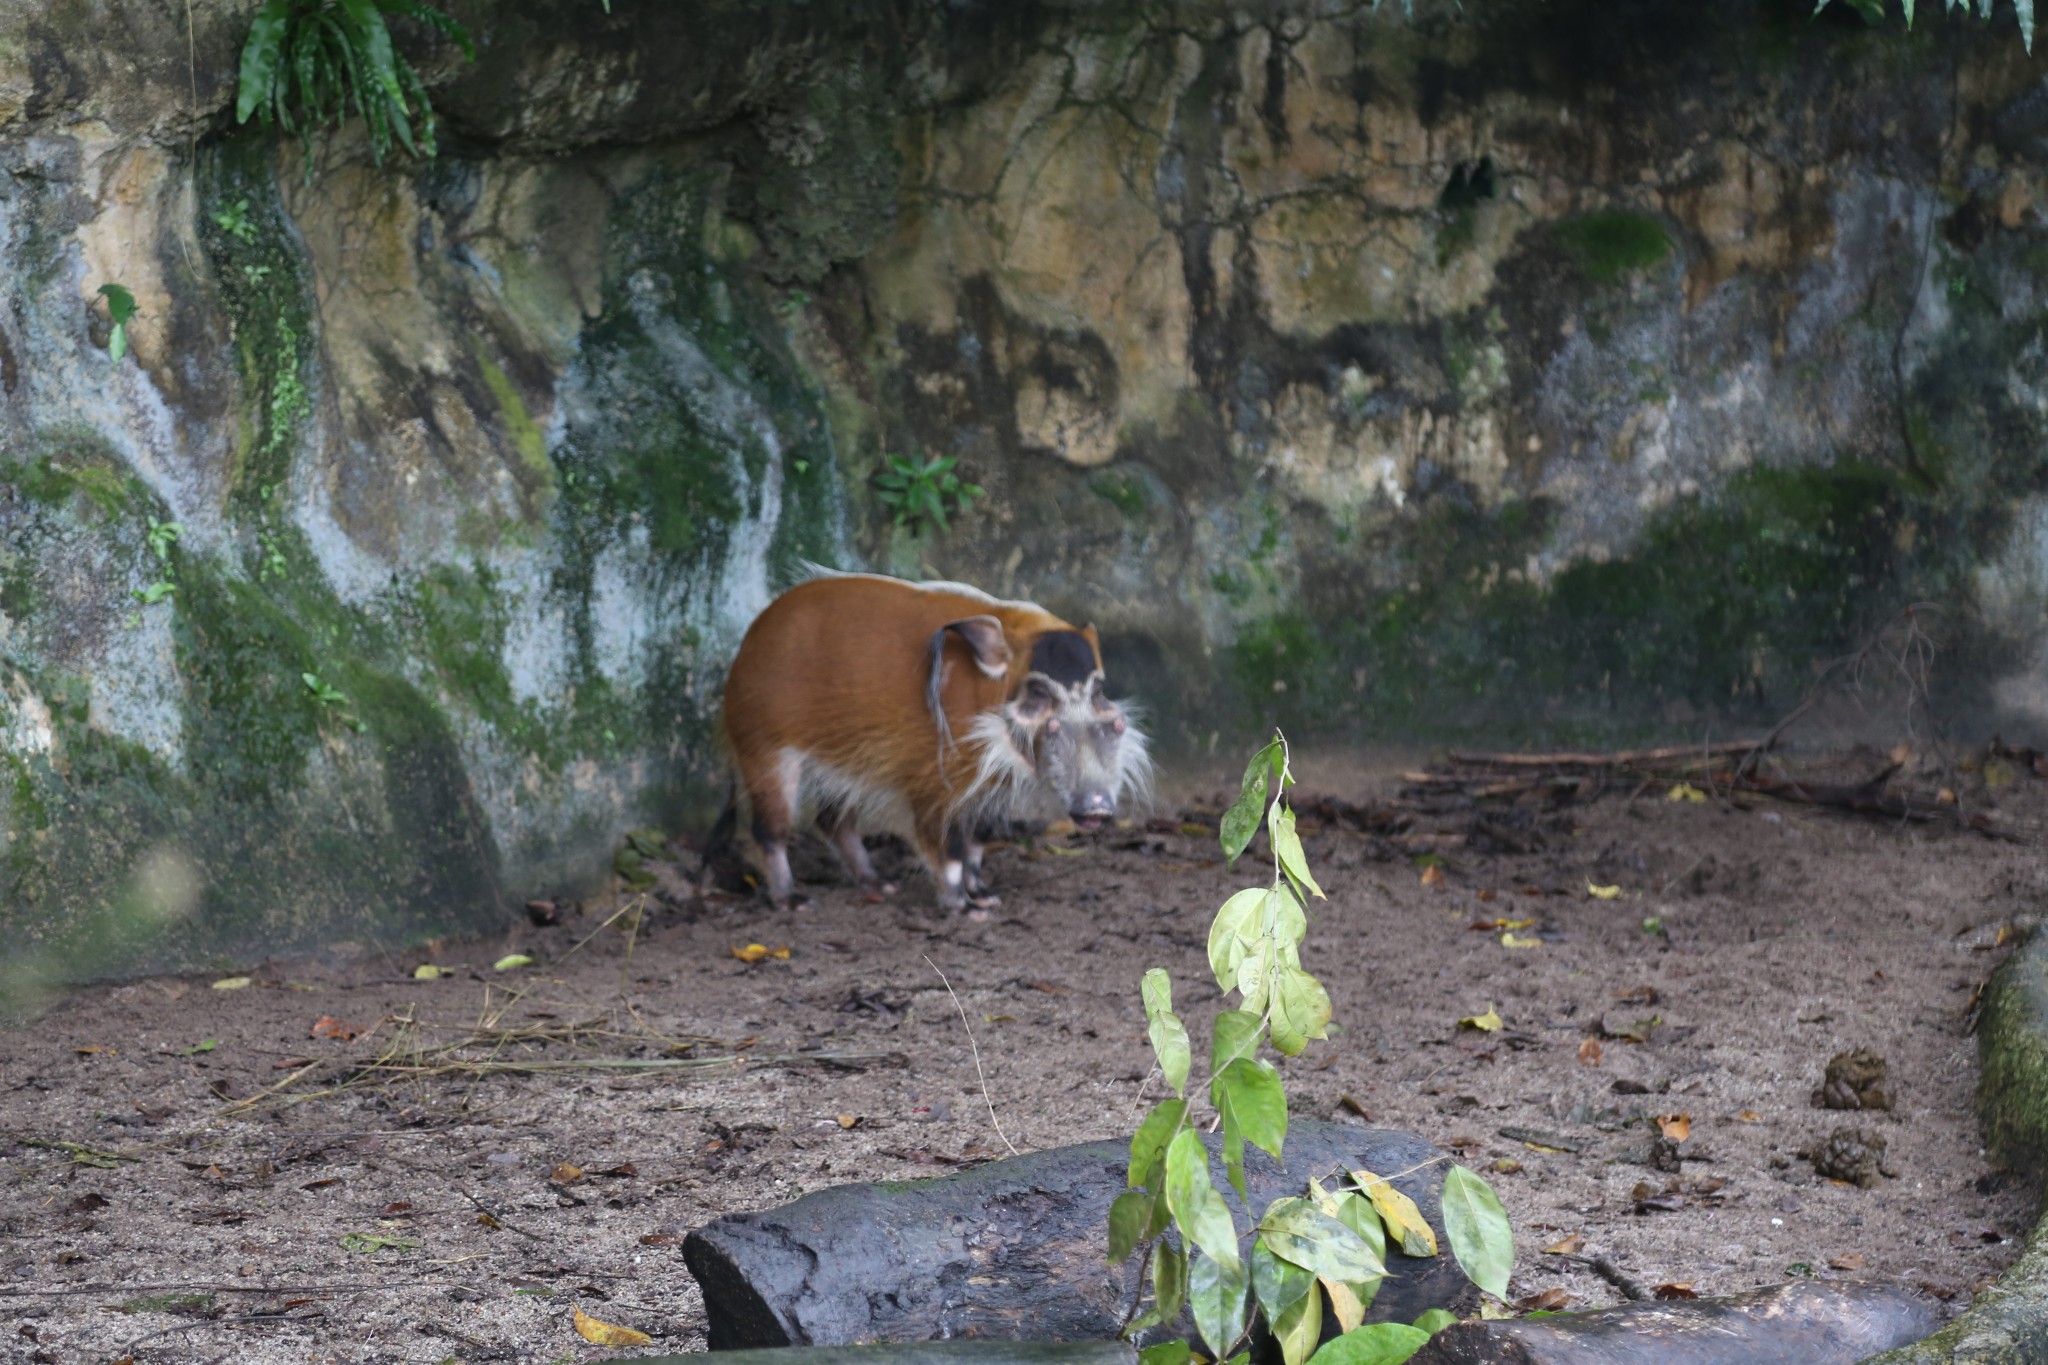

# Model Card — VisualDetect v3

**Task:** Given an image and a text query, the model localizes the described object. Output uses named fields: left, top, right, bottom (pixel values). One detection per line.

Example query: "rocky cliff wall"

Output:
left=1, top=0, right=2044, bottom=981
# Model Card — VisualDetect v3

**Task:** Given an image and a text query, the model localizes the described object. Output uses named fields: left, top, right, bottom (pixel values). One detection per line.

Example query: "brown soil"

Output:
left=1, top=748, right=2041, bottom=1364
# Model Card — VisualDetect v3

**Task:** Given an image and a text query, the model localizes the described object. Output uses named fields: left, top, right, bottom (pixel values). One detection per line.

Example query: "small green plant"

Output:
left=303, top=672, right=367, bottom=732
left=258, top=531, right=290, bottom=581
left=211, top=197, right=258, bottom=243
left=95, top=284, right=138, bottom=365
left=131, top=582, right=176, bottom=607
left=146, top=517, right=182, bottom=565
left=873, top=453, right=983, bottom=536
left=1115, top=736, right=1514, bottom=1365
left=235, top=0, right=475, bottom=174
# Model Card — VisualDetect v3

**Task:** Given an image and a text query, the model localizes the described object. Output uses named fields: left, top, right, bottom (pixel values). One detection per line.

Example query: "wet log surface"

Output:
left=684, top=1122, right=1475, bottom=1349
left=1408, top=1280, right=1938, bottom=1364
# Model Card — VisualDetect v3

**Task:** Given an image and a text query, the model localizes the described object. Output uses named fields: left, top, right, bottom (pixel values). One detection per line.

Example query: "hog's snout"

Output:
left=1071, top=790, right=1115, bottom=830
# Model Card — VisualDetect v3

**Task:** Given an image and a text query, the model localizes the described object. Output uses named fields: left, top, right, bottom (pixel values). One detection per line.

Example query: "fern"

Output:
left=235, top=0, right=475, bottom=172
left=1814, top=0, right=2035, bottom=49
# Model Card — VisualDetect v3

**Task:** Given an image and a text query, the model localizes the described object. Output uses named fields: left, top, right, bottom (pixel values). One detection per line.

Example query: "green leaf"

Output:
left=1128, top=1098, right=1187, bottom=1187
left=1189, top=1249, right=1251, bottom=1360
left=1259, top=1198, right=1386, bottom=1283
left=1211, top=1009, right=1263, bottom=1074
left=1331, top=1191, right=1387, bottom=1269
left=1139, top=1344, right=1191, bottom=1365
left=1211, top=1057, right=1286, bottom=1162
left=1141, top=968, right=1191, bottom=1097
left=1269, top=963, right=1333, bottom=1056
left=1130, top=1240, right=1188, bottom=1333
left=1220, top=740, right=1280, bottom=862
left=1305, top=1323, right=1431, bottom=1365
left=1412, top=1308, right=1458, bottom=1336
left=236, top=0, right=293, bottom=123
left=1269, top=805, right=1326, bottom=900
left=1442, top=1165, right=1513, bottom=1300
left=1207, top=888, right=1267, bottom=994
left=98, top=283, right=138, bottom=327
left=1251, top=1236, right=1316, bottom=1320
left=1109, top=1190, right=1150, bottom=1264
left=1271, top=1271, right=1323, bottom=1365
left=1165, top=1129, right=1240, bottom=1274
left=492, top=953, right=533, bottom=971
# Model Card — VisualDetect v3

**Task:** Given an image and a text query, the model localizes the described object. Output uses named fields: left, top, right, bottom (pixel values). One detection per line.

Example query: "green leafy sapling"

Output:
left=1116, top=734, right=1517, bottom=1365
left=872, top=453, right=984, bottom=536
left=96, top=284, right=138, bottom=365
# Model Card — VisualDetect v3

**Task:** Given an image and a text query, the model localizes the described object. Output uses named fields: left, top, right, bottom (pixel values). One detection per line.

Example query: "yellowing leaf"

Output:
left=1542, top=1232, right=1583, bottom=1255
left=1656, top=1113, right=1692, bottom=1142
left=493, top=954, right=534, bottom=971
left=211, top=977, right=252, bottom=991
left=572, top=1306, right=651, bottom=1348
left=1457, top=1007, right=1502, bottom=1033
left=549, top=1162, right=584, bottom=1185
left=1419, top=864, right=1446, bottom=889
left=732, top=944, right=769, bottom=963
left=1586, top=882, right=1622, bottom=900
left=1500, top=932, right=1542, bottom=950
left=1320, top=1276, right=1367, bottom=1334
left=412, top=964, right=447, bottom=980
left=1666, top=783, right=1708, bottom=804
left=1578, top=1038, right=1603, bottom=1067
left=1352, top=1169, right=1437, bottom=1258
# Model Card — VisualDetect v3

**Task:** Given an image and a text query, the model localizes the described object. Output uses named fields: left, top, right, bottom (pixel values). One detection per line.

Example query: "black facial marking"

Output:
left=1029, top=630, right=1097, bottom=686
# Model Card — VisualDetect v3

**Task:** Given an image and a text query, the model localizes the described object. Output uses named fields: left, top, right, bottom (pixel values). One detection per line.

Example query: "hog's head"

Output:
left=990, top=628, right=1150, bottom=830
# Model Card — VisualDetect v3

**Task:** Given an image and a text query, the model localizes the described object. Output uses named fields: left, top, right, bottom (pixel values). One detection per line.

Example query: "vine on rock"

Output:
left=1115, top=734, right=1515, bottom=1365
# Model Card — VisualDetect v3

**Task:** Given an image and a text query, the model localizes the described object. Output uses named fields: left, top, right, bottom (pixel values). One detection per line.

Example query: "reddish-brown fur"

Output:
left=721, top=574, right=1101, bottom=904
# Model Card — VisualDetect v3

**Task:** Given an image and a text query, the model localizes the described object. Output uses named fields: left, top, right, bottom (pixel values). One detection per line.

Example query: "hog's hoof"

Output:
left=966, top=893, right=1002, bottom=911
left=859, top=881, right=901, bottom=904
left=774, top=892, right=814, bottom=911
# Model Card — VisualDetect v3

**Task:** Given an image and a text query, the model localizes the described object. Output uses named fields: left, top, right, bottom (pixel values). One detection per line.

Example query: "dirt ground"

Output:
left=1, top=746, right=2042, bottom=1365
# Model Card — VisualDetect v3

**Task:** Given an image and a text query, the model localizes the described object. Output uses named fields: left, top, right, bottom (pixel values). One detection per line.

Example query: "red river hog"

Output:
left=720, top=573, right=1150, bottom=912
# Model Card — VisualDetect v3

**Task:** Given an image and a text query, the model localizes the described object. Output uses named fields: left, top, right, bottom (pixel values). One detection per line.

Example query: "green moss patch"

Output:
left=1556, top=210, right=1672, bottom=282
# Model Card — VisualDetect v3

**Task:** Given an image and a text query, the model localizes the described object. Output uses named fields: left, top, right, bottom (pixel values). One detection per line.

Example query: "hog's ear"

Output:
left=939, top=616, right=1011, bottom=679
left=1006, top=675, right=1061, bottom=726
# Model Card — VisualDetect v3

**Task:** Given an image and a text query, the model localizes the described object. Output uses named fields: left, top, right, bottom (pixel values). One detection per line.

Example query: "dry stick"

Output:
left=1448, top=740, right=1761, bottom=770
left=457, top=1188, right=549, bottom=1244
left=925, top=954, right=1020, bottom=1157
left=121, top=1311, right=311, bottom=1354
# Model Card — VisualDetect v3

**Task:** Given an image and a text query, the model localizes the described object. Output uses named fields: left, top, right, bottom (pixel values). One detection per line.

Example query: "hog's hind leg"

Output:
left=820, top=801, right=898, bottom=898
left=739, top=747, right=806, bottom=908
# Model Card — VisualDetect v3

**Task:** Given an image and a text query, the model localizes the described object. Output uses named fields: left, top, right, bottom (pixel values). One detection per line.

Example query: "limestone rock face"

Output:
left=2, top=0, right=2047, bottom=978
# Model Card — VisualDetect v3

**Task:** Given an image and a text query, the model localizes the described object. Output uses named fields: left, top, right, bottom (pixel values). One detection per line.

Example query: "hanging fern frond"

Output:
left=1814, top=0, right=2035, bottom=50
left=235, top=0, right=475, bottom=173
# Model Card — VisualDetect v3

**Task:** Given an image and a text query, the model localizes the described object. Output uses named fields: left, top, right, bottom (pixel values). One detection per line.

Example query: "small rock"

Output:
left=1813, top=1048, right=1892, bottom=1111
left=1812, top=1127, right=1893, bottom=1187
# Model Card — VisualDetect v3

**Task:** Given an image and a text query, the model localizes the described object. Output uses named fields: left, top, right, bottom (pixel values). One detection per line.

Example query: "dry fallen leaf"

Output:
left=572, top=1305, right=651, bottom=1348
left=1458, top=1007, right=1503, bottom=1033
left=412, top=964, right=448, bottom=980
left=1420, top=864, right=1446, bottom=889
left=549, top=1162, right=585, bottom=1185
left=1477, top=888, right=1497, bottom=902
left=1829, top=1253, right=1867, bottom=1271
left=1653, top=1283, right=1699, bottom=1300
left=1656, top=1114, right=1692, bottom=1142
left=835, top=1113, right=862, bottom=1130
left=1516, top=1288, right=1569, bottom=1312
left=1735, top=1110, right=1764, bottom=1123
left=1542, top=1232, right=1584, bottom=1256
left=309, top=1015, right=359, bottom=1042
left=731, top=943, right=792, bottom=963
left=74, top=1045, right=112, bottom=1056
left=1322, top=1276, right=1368, bottom=1334
left=1577, top=1038, right=1603, bottom=1067
left=1500, top=932, right=1543, bottom=950
left=1491, top=1158, right=1523, bottom=1174
left=1586, top=882, right=1622, bottom=900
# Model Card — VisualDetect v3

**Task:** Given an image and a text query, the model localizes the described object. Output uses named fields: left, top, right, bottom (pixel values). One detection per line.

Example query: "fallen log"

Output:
left=684, top=1122, right=1475, bottom=1349
left=616, top=1344, right=1136, bottom=1365
left=1407, top=1280, right=1937, bottom=1364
